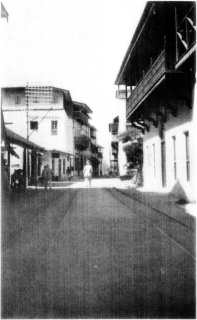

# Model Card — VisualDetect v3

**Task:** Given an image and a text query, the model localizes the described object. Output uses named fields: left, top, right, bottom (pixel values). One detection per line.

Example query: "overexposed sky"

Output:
left=1, top=0, right=145, bottom=163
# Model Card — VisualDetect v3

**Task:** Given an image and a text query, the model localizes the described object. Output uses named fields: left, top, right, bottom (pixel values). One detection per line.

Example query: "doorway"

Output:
left=58, top=159, right=61, bottom=180
left=161, top=141, right=166, bottom=187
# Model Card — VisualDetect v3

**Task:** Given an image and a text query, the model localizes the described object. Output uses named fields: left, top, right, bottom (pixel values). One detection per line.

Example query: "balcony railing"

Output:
left=74, top=135, right=90, bottom=150
left=90, top=134, right=96, bottom=140
left=176, top=4, right=196, bottom=68
left=127, top=50, right=166, bottom=117
left=73, top=111, right=89, bottom=126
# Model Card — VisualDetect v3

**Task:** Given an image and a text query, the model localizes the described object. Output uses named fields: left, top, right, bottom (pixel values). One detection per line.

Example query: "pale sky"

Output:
left=1, top=0, right=145, bottom=163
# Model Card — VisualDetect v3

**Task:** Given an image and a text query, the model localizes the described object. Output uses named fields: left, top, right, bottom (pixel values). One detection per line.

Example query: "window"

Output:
left=30, top=121, right=38, bottom=130
left=184, top=132, right=190, bottom=181
left=172, top=136, right=177, bottom=180
left=63, top=159, right=66, bottom=174
left=15, top=96, right=21, bottom=104
left=52, top=152, right=60, bottom=158
left=51, top=120, right=58, bottom=135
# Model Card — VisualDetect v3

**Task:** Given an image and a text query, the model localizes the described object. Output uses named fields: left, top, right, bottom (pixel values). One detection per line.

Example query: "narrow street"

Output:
left=2, top=182, right=195, bottom=318
left=1, top=1, right=196, bottom=319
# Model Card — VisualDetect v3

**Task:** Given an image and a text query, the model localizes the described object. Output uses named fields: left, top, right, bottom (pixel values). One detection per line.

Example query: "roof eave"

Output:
left=115, top=2, right=154, bottom=85
left=73, top=101, right=93, bottom=114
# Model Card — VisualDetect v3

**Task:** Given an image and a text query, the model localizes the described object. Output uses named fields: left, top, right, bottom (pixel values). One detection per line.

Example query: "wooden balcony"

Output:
left=126, top=50, right=166, bottom=117
left=74, top=135, right=90, bottom=150
left=73, top=111, right=90, bottom=126
left=175, top=3, right=196, bottom=69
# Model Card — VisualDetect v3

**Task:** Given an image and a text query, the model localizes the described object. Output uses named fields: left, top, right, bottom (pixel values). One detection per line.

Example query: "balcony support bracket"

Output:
left=138, top=120, right=150, bottom=132
left=148, top=117, right=158, bottom=128
left=132, top=122, right=145, bottom=135
left=167, top=105, right=178, bottom=117
left=157, top=111, right=167, bottom=123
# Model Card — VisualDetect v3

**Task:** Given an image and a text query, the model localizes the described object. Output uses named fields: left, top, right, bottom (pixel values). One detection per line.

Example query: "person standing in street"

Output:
left=42, top=164, right=53, bottom=190
left=66, top=167, right=71, bottom=181
left=83, top=160, right=93, bottom=188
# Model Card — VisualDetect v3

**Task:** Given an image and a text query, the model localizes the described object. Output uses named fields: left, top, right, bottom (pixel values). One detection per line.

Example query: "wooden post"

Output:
left=175, top=7, right=178, bottom=62
left=7, top=143, right=11, bottom=185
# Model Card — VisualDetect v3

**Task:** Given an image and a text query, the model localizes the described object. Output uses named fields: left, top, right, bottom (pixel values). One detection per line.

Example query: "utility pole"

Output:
left=25, top=83, right=29, bottom=187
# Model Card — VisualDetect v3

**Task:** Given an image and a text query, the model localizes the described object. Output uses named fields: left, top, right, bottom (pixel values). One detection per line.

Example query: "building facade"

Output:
left=2, top=85, right=103, bottom=182
left=109, top=116, right=119, bottom=175
left=115, top=2, right=196, bottom=200
left=73, top=101, right=92, bottom=176
left=1, top=111, right=44, bottom=188
left=2, top=85, right=75, bottom=181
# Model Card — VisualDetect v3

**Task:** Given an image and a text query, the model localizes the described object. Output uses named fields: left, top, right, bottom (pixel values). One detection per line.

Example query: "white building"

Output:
left=115, top=2, right=196, bottom=200
left=2, top=85, right=75, bottom=181
left=73, top=103, right=103, bottom=177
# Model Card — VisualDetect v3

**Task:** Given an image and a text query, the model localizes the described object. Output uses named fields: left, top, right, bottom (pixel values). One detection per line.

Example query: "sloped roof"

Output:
left=115, top=2, right=154, bottom=85
left=73, top=101, right=92, bottom=114
left=6, top=128, right=45, bottom=151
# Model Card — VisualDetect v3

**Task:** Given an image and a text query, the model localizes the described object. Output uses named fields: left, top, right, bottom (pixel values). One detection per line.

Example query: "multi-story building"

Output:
left=115, top=2, right=196, bottom=200
left=96, top=144, right=103, bottom=176
left=109, top=116, right=119, bottom=175
left=72, top=102, right=103, bottom=177
left=73, top=101, right=92, bottom=176
left=90, top=126, right=103, bottom=176
left=2, top=85, right=75, bottom=181
left=2, top=85, right=103, bottom=182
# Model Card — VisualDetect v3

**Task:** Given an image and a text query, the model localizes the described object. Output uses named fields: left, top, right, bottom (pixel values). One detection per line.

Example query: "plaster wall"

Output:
left=143, top=103, right=194, bottom=200
left=2, top=88, right=74, bottom=155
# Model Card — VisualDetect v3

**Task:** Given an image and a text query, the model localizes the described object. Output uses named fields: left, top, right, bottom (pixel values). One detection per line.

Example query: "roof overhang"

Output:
left=6, top=128, right=45, bottom=151
left=73, top=101, right=92, bottom=114
left=115, top=2, right=154, bottom=85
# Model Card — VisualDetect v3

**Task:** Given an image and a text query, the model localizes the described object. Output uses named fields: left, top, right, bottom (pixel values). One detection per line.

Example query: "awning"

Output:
left=6, top=128, right=45, bottom=151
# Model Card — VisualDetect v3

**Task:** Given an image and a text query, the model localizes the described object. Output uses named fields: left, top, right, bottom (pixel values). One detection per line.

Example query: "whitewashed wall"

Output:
left=143, top=103, right=194, bottom=200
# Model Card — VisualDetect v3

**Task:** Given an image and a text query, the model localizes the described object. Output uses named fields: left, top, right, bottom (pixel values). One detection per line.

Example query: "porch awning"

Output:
left=1, top=145, right=19, bottom=158
left=6, top=128, right=45, bottom=151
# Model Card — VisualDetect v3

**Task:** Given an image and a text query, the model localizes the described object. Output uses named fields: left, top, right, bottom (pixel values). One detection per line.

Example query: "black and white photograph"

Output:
left=1, top=0, right=196, bottom=318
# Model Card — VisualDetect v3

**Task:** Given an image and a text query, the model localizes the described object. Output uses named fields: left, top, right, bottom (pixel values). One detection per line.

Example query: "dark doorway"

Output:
left=161, top=141, right=166, bottom=187
left=58, top=159, right=61, bottom=180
